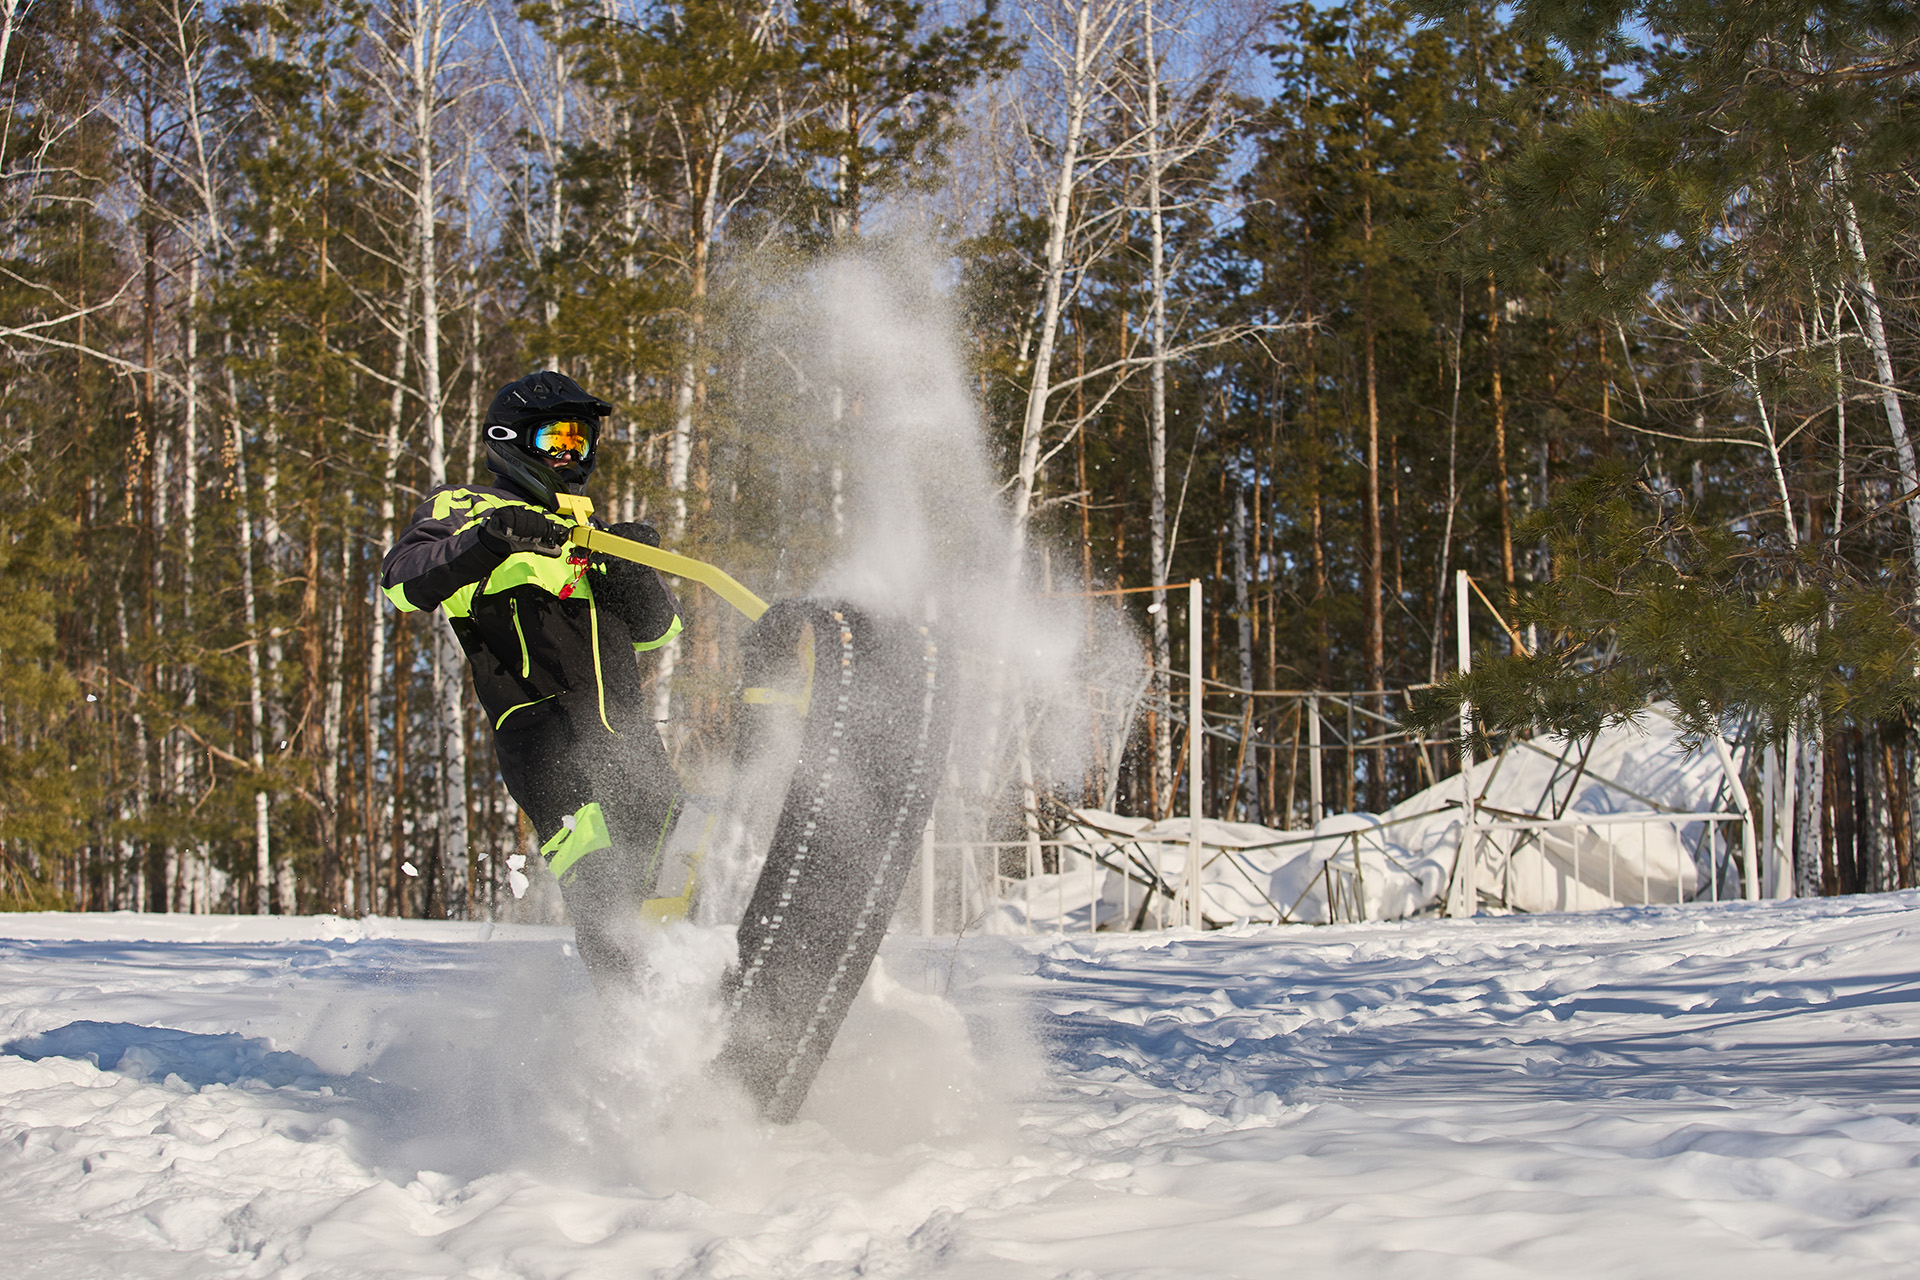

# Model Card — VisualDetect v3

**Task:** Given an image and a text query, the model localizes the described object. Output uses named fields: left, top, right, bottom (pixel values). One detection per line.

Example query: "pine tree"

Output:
left=0, top=0, right=132, bottom=905
left=1409, top=463, right=1920, bottom=746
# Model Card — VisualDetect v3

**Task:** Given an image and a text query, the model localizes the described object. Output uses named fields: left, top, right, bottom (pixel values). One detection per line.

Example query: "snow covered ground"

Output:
left=5, top=895, right=1920, bottom=1278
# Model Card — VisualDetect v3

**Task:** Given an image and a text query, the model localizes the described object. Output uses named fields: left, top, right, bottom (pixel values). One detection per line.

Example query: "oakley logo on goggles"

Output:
left=530, top=419, right=594, bottom=459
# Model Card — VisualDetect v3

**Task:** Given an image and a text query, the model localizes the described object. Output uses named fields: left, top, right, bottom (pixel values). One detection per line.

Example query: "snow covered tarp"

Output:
left=994, top=810, right=1447, bottom=930
left=1000, top=706, right=1747, bottom=929
left=1389, top=704, right=1751, bottom=914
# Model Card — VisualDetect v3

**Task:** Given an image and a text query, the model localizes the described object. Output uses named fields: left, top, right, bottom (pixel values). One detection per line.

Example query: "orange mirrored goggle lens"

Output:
left=531, top=420, right=593, bottom=456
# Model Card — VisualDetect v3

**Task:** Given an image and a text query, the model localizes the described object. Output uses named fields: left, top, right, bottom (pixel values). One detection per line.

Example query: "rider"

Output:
left=381, top=370, right=682, bottom=988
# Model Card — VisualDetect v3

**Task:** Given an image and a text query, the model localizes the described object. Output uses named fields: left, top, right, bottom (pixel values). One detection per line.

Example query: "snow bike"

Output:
left=555, top=497, right=957, bottom=1123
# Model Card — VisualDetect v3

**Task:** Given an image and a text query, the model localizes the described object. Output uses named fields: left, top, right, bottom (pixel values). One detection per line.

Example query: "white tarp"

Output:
left=1382, top=705, right=1740, bottom=914
left=999, top=705, right=1743, bottom=929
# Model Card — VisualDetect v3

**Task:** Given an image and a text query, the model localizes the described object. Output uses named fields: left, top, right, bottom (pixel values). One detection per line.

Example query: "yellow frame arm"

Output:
left=553, top=494, right=768, bottom=621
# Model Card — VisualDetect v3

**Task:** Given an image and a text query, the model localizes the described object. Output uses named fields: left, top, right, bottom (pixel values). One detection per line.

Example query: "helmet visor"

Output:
left=530, top=419, right=595, bottom=461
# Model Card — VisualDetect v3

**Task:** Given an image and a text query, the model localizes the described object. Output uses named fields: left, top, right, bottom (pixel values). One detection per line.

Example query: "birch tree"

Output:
left=557, top=0, right=798, bottom=736
left=360, top=0, right=486, bottom=916
left=1127, top=0, right=1250, bottom=813
left=1002, top=0, right=1133, bottom=564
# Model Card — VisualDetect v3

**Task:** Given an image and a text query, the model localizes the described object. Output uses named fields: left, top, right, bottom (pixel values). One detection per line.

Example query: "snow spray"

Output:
left=722, top=242, right=1143, bottom=844
left=685, top=242, right=1129, bottom=1142
left=391, top=245, right=1130, bottom=1185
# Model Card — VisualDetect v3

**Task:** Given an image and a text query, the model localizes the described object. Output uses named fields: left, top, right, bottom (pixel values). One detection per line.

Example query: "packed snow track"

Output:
left=3, top=895, right=1920, bottom=1278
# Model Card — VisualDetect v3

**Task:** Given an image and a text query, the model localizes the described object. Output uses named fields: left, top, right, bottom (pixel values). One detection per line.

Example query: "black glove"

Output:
left=595, top=521, right=680, bottom=642
left=603, top=520, right=661, bottom=548
left=476, top=505, right=568, bottom=558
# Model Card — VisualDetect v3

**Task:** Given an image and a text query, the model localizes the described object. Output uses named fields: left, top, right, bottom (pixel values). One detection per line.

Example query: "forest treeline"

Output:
left=3, top=0, right=1918, bottom=916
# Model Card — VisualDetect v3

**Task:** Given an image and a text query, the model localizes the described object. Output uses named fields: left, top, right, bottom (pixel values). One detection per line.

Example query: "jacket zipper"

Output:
left=511, top=597, right=530, bottom=678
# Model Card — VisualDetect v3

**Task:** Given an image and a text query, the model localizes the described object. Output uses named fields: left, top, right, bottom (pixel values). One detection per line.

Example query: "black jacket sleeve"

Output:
left=380, top=489, right=509, bottom=613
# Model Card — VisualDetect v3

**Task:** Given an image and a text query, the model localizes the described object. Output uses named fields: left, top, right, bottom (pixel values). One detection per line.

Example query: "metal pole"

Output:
left=1345, top=697, right=1356, bottom=813
left=1090, top=845, right=1099, bottom=933
left=960, top=833, right=980, bottom=925
left=1641, top=823, right=1650, bottom=905
left=1571, top=820, right=1580, bottom=909
left=1019, top=728, right=1043, bottom=933
left=1307, top=693, right=1323, bottom=827
left=1351, top=829, right=1367, bottom=920
left=1188, top=578, right=1204, bottom=929
left=1058, top=847, right=1066, bottom=934
left=1456, top=569, right=1477, bottom=917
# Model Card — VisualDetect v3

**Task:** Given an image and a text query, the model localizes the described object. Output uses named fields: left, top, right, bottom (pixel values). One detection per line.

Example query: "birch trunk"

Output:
left=1431, top=284, right=1464, bottom=683
left=1231, top=480, right=1255, bottom=820
left=263, top=415, right=291, bottom=911
left=1835, top=158, right=1920, bottom=600
left=323, top=539, right=348, bottom=912
left=1488, top=272, right=1515, bottom=605
left=1008, top=0, right=1113, bottom=567
left=0, top=0, right=21, bottom=95
left=655, top=137, right=724, bottom=734
left=1362, top=191, right=1383, bottom=695
left=174, top=254, right=203, bottom=910
left=1358, top=0, right=1383, bottom=695
left=367, top=275, right=412, bottom=915
left=408, top=0, right=471, bottom=918
left=1748, top=358, right=1800, bottom=550
left=1143, top=0, right=1175, bottom=817
left=232, top=413, right=272, bottom=913
left=171, top=0, right=223, bottom=908
left=1832, top=295, right=1847, bottom=530
left=1796, top=720, right=1825, bottom=898
left=667, top=165, right=719, bottom=541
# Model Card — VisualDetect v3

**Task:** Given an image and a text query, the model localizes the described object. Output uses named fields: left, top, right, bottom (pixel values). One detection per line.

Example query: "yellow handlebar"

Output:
left=552, top=495, right=768, bottom=621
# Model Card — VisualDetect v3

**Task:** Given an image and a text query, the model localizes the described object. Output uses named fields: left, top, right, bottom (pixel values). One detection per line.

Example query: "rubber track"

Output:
left=718, top=600, right=954, bottom=1123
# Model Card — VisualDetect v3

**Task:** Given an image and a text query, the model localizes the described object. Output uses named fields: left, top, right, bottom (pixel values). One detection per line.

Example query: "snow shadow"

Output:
left=1032, top=910, right=1920, bottom=1112
left=0, top=929, right=1034, bottom=1206
left=3, top=1021, right=346, bottom=1091
left=329, top=926, right=1037, bottom=1200
left=0, top=941, right=722, bottom=1188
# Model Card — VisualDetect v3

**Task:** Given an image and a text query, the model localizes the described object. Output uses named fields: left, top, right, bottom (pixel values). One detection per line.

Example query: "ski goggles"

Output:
left=529, top=419, right=595, bottom=460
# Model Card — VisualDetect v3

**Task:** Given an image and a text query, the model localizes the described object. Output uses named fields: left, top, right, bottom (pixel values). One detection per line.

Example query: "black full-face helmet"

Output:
left=481, top=370, right=613, bottom=507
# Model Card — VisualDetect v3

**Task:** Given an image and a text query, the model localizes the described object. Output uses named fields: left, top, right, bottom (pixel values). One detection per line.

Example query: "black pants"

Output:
left=492, top=696, right=681, bottom=988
